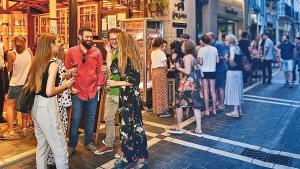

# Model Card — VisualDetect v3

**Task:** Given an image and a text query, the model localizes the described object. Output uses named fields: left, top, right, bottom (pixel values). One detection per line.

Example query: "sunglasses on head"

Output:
left=82, top=53, right=86, bottom=63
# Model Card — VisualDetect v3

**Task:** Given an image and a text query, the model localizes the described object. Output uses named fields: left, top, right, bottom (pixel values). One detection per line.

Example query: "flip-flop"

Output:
left=189, top=129, right=203, bottom=136
left=167, top=127, right=184, bottom=135
left=0, top=131, right=21, bottom=140
left=225, top=112, right=240, bottom=118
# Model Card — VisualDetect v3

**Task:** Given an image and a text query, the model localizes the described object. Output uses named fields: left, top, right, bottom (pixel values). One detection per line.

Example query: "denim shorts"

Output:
left=216, top=70, right=226, bottom=88
left=282, top=59, right=293, bottom=72
left=7, top=85, right=23, bottom=100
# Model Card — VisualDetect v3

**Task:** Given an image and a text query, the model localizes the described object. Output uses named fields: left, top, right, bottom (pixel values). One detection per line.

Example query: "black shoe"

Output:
left=159, top=111, right=172, bottom=118
left=0, top=116, right=6, bottom=123
left=266, top=81, right=271, bottom=85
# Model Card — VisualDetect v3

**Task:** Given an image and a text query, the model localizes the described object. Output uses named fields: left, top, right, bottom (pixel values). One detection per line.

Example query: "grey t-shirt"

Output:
left=263, top=38, right=275, bottom=61
left=294, top=44, right=300, bottom=61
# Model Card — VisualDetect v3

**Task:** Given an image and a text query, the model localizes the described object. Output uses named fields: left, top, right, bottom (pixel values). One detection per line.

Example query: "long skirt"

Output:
left=224, top=71, right=244, bottom=106
left=152, top=67, right=168, bottom=114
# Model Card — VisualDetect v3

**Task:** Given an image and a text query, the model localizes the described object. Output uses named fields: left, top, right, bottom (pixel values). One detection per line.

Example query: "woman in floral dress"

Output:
left=168, top=40, right=203, bottom=134
left=107, top=32, right=148, bottom=169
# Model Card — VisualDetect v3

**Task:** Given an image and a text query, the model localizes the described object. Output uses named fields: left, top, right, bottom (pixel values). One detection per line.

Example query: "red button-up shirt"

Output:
left=65, top=45, right=104, bottom=100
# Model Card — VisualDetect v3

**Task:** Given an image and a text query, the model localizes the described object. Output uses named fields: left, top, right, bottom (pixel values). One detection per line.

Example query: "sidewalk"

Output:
left=2, top=70, right=300, bottom=169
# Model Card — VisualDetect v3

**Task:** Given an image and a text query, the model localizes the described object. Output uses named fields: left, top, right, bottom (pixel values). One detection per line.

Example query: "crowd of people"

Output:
left=0, top=28, right=300, bottom=169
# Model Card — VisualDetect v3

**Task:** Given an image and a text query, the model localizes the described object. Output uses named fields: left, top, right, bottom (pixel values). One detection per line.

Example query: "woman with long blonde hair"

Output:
left=106, top=32, right=148, bottom=169
left=47, top=38, right=75, bottom=167
left=25, top=33, right=74, bottom=169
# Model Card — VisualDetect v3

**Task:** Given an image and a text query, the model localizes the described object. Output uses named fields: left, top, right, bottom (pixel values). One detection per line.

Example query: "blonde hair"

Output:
left=117, top=32, right=142, bottom=76
left=24, top=33, right=58, bottom=93
left=226, top=34, right=237, bottom=45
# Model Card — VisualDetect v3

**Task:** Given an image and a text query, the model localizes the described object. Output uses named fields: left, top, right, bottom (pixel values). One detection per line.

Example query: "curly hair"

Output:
left=182, top=40, right=196, bottom=56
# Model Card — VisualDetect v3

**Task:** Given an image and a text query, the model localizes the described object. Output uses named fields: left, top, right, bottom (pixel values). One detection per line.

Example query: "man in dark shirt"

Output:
left=277, top=35, right=295, bottom=87
left=293, top=37, right=300, bottom=83
left=238, top=32, right=251, bottom=84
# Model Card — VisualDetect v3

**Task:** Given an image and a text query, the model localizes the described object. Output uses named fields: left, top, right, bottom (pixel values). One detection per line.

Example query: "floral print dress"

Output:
left=119, top=60, right=148, bottom=163
left=176, top=55, right=203, bottom=109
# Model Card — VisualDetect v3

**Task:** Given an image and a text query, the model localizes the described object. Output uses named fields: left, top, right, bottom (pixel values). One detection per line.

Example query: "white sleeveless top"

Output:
left=10, top=49, right=32, bottom=86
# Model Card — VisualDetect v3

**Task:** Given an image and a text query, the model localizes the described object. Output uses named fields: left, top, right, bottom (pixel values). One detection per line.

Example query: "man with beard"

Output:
left=65, top=27, right=105, bottom=155
left=95, top=28, right=122, bottom=155
left=276, top=35, right=295, bottom=87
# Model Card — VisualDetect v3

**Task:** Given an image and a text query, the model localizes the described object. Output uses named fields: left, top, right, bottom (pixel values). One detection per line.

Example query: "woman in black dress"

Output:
left=107, top=32, right=148, bottom=169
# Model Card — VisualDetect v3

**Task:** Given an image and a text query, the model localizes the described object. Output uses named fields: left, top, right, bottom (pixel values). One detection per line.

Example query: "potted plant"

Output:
left=148, top=0, right=168, bottom=13
left=148, top=2, right=159, bottom=13
left=157, top=0, right=168, bottom=11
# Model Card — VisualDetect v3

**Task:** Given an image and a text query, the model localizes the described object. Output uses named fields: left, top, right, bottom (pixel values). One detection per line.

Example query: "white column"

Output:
left=49, top=0, right=58, bottom=34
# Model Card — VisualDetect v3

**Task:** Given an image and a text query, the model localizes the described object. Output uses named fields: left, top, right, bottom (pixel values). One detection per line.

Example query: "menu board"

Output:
left=107, top=15, right=117, bottom=30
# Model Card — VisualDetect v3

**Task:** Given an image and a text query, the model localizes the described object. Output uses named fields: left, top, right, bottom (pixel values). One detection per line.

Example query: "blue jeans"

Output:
left=69, top=94, right=98, bottom=148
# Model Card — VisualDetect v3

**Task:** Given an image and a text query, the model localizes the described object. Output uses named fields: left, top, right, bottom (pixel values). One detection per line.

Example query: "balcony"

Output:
left=250, top=0, right=260, bottom=13
left=295, top=12, right=300, bottom=23
left=276, top=2, right=294, bottom=21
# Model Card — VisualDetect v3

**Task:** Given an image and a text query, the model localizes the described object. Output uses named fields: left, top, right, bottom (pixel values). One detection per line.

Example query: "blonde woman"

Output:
left=24, top=33, right=74, bottom=169
left=47, top=38, right=75, bottom=167
left=107, top=32, right=148, bottom=169
left=224, top=34, right=244, bottom=118
left=2, top=36, right=32, bottom=139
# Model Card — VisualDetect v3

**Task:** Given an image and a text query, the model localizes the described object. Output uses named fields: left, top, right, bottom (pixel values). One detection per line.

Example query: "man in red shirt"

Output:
left=65, top=27, right=104, bottom=155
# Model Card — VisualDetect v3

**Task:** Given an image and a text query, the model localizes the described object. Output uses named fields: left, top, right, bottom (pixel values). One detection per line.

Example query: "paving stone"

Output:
left=149, top=161, right=175, bottom=169
left=212, top=142, right=237, bottom=153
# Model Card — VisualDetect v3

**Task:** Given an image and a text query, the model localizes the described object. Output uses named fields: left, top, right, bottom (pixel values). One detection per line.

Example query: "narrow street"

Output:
left=11, top=71, right=299, bottom=169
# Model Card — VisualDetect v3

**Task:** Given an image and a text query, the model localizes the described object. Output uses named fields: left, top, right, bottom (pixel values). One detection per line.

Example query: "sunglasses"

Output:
left=109, top=38, right=117, bottom=41
left=82, top=53, right=86, bottom=63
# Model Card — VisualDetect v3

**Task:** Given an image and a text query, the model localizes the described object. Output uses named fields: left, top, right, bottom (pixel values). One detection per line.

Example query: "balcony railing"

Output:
left=295, top=12, right=300, bottom=23
left=277, top=2, right=294, bottom=19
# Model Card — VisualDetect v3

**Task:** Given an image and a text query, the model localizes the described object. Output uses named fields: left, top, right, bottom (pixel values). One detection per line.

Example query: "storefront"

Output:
left=216, top=0, right=244, bottom=40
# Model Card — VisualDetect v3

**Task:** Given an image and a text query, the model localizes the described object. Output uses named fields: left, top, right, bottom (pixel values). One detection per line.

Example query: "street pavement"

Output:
left=5, top=71, right=300, bottom=169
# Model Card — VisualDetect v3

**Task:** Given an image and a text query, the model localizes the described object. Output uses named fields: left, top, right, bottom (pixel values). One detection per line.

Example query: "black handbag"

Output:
left=15, top=88, right=35, bottom=113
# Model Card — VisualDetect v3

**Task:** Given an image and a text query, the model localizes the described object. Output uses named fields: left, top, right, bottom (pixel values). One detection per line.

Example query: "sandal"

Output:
left=225, top=112, right=240, bottom=118
left=134, top=160, right=148, bottom=169
left=0, top=131, right=21, bottom=140
left=203, top=110, right=210, bottom=116
left=114, top=157, right=129, bottom=169
left=166, top=126, right=184, bottom=135
left=189, top=129, right=203, bottom=136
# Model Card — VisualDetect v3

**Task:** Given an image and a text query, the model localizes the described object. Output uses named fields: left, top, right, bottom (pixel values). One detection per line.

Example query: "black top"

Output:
left=227, top=46, right=243, bottom=71
left=278, top=42, right=295, bottom=60
left=38, top=61, right=60, bottom=97
left=238, top=39, right=251, bottom=60
left=228, top=54, right=243, bottom=71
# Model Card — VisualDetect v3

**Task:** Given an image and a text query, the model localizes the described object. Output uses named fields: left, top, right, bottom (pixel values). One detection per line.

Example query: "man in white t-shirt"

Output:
left=198, top=34, right=219, bottom=115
